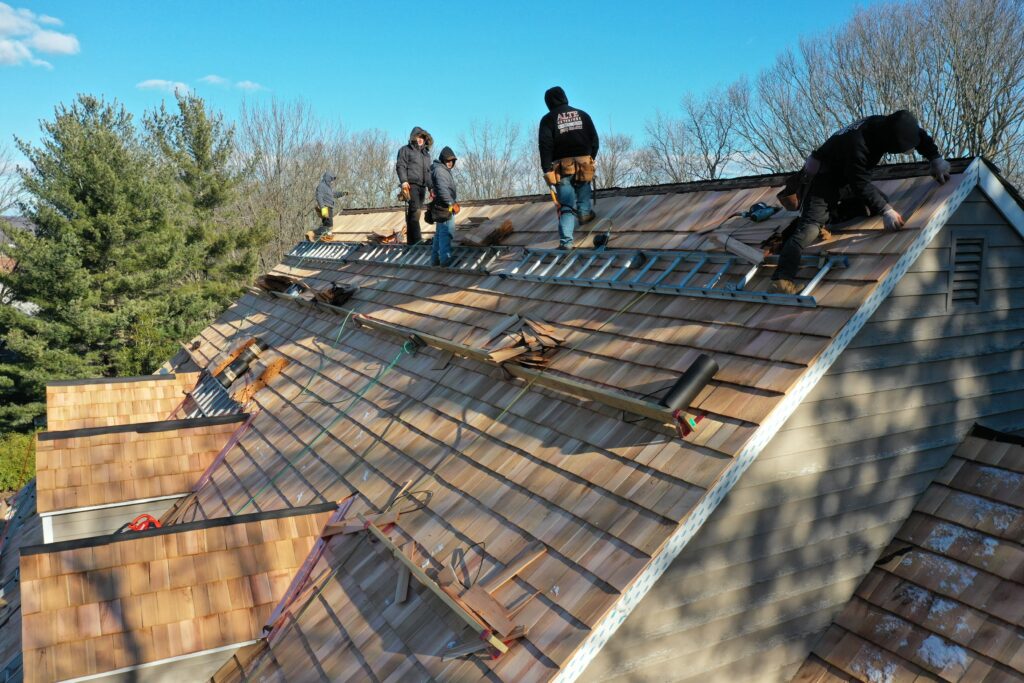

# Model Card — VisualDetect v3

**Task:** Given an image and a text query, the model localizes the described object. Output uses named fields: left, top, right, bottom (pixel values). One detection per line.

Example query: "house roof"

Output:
left=0, top=482, right=43, bottom=681
left=136, top=158, right=1011, bottom=681
left=792, top=425, right=1024, bottom=683
left=45, top=372, right=200, bottom=431
left=17, top=503, right=334, bottom=681
left=34, top=413, right=248, bottom=514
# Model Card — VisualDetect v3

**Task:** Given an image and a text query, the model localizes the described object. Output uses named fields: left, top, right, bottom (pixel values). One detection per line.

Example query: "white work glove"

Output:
left=882, top=207, right=905, bottom=231
left=930, top=157, right=951, bottom=185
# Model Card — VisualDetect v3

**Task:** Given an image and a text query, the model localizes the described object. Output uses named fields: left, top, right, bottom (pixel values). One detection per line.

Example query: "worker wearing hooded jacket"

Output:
left=771, top=110, right=951, bottom=294
left=395, top=126, right=434, bottom=245
left=314, top=171, right=346, bottom=238
left=538, top=86, right=600, bottom=249
left=428, top=146, right=460, bottom=267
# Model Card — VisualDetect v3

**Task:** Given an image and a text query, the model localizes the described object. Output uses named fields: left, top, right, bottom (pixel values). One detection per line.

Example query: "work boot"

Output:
left=771, top=279, right=800, bottom=295
left=580, top=211, right=597, bottom=225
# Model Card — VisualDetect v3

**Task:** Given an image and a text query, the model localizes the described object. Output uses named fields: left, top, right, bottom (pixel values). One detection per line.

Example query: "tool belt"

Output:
left=425, top=201, right=452, bottom=224
left=553, top=155, right=596, bottom=183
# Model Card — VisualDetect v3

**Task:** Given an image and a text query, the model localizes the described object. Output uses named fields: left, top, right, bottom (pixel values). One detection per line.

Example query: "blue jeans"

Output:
left=555, top=176, right=593, bottom=248
left=432, top=217, right=454, bottom=266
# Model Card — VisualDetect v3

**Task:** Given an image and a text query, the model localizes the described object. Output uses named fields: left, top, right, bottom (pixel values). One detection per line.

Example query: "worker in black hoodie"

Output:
left=772, top=110, right=951, bottom=294
left=395, top=126, right=434, bottom=245
left=538, top=86, right=600, bottom=249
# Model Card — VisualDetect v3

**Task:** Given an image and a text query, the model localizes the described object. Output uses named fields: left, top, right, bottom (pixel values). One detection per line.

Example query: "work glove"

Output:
left=882, top=207, right=905, bottom=231
left=930, top=157, right=951, bottom=185
left=401, top=182, right=410, bottom=191
left=451, top=203, right=461, bottom=215
left=543, top=171, right=559, bottom=186
left=398, top=185, right=411, bottom=202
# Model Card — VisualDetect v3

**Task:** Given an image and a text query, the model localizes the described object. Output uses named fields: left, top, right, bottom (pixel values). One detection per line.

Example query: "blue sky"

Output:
left=1, top=0, right=886, bottom=157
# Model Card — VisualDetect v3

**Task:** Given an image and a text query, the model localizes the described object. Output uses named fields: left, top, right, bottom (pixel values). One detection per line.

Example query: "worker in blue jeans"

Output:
left=538, top=86, right=599, bottom=249
left=428, top=146, right=460, bottom=266
left=554, top=174, right=593, bottom=249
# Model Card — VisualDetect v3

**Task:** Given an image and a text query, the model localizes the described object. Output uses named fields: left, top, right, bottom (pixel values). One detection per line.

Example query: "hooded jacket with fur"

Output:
left=396, top=126, right=434, bottom=188
left=810, top=110, right=941, bottom=214
left=537, top=86, right=599, bottom=173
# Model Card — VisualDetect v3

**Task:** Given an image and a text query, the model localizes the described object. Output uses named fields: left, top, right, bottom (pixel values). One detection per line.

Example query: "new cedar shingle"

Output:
left=19, top=507, right=332, bottom=682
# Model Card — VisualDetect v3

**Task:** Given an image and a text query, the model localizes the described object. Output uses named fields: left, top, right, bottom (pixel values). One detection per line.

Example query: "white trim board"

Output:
left=554, top=158, right=984, bottom=683
left=976, top=160, right=1024, bottom=240
left=58, top=640, right=258, bottom=683
left=39, top=493, right=187, bottom=519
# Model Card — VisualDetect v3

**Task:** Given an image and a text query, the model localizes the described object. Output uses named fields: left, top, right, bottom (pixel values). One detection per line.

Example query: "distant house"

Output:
left=0, top=157, right=1021, bottom=682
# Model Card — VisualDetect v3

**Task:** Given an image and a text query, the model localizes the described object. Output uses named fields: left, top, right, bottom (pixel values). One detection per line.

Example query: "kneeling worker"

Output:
left=772, top=110, right=950, bottom=293
left=538, top=86, right=600, bottom=249
left=428, top=146, right=460, bottom=267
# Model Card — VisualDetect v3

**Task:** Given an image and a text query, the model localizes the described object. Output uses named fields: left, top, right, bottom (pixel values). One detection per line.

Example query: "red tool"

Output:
left=126, top=514, right=162, bottom=531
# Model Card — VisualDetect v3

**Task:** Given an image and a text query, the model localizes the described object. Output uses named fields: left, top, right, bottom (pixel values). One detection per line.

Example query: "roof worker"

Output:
left=428, top=146, right=460, bottom=267
left=395, top=126, right=434, bottom=245
left=311, top=171, right=347, bottom=241
left=771, top=110, right=951, bottom=294
left=538, top=86, right=600, bottom=250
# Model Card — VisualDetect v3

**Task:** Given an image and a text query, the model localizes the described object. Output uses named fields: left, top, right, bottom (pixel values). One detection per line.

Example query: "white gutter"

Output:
left=554, top=158, right=984, bottom=682
left=59, top=640, right=258, bottom=682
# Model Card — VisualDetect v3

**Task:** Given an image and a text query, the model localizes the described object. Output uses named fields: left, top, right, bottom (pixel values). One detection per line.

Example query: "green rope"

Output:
left=294, top=309, right=355, bottom=404
left=235, top=339, right=418, bottom=515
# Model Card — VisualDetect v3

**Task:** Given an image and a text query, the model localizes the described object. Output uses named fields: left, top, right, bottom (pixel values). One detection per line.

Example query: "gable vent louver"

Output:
left=951, top=237, right=985, bottom=306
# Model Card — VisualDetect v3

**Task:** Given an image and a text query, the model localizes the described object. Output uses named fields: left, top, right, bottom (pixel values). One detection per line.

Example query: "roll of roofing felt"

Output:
left=660, top=354, right=718, bottom=412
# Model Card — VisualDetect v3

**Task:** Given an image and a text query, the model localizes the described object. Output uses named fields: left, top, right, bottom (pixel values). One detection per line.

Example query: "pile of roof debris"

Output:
left=254, top=273, right=358, bottom=307
left=481, top=313, right=565, bottom=366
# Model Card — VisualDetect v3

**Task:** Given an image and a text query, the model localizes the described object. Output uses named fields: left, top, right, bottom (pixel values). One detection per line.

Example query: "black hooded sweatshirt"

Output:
left=537, top=86, right=599, bottom=172
left=396, top=126, right=434, bottom=188
left=810, top=110, right=941, bottom=214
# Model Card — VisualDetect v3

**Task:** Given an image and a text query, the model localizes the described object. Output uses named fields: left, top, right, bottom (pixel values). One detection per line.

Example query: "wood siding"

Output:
left=584, top=189, right=1024, bottom=682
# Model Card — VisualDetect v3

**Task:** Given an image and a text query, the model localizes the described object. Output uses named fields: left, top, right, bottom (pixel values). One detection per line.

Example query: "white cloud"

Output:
left=136, top=79, right=190, bottom=95
left=198, top=74, right=228, bottom=85
left=235, top=80, right=265, bottom=91
left=0, top=3, right=78, bottom=67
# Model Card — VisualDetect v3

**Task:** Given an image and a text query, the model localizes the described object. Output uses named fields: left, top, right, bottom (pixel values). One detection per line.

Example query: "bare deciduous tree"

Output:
left=596, top=131, right=635, bottom=188
left=456, top=119, right=533, bottom=200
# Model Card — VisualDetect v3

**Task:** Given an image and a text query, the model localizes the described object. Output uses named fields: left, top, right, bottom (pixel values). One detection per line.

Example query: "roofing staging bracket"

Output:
left=261, top=290, right=681, bottom=428
left=284, top=241, right=847, bottom=306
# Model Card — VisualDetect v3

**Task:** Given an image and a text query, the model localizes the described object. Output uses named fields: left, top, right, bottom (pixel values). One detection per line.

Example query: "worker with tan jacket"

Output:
left=538, top=86, right=600, bottom=249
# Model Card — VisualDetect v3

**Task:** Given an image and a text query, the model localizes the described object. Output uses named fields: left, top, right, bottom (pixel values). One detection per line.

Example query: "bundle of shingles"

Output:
left=455, top=217, right=513, bottom=247
left=481, top=314, right=565, bottom=367
left=367, top=227, right=404, bottom=244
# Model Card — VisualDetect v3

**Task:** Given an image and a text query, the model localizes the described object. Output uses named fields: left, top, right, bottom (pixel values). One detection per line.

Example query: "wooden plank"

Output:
left=481, top=541, right=547, bottom=592
left=503, top=364, right=675, bottom=424
left=459, top=584, right=517, bottom=636
left=359, top=515, right=509, bottom=654
left=323, top=510, right=400, bottom=538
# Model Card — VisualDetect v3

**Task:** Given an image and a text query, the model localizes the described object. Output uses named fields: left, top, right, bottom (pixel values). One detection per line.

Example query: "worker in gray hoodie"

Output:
left=428, top=146, right=460, bottom=266
left=313, top=171, right=346, bottom=239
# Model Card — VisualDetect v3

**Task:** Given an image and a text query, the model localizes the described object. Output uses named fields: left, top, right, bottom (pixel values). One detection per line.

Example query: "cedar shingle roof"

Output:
left=44, top=373, right=200, bottom=431
left=34, top=414, right=248, bottom=513
left=792, top=426, right=1024, bottom=683
left=18, top=504, right=333, bottom=681
left=149, top=161, right=992, bottom=681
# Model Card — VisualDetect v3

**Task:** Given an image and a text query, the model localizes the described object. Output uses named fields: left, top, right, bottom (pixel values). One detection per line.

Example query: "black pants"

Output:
left=774, top=194, right=828, bottom=281
left=405, top=184, right=426, bottom=244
